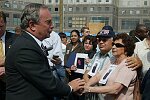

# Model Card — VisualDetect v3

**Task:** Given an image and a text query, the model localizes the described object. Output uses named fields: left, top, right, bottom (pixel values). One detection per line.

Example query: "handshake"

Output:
left=68, top=78, right=90, bottom=95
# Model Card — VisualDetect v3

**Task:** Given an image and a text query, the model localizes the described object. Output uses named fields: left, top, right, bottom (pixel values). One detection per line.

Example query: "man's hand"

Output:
left=126, top=55, right=142, bottom=70
left=51, top=57, right=62, bottom=65
left=68, top=78, right=85, bottom=93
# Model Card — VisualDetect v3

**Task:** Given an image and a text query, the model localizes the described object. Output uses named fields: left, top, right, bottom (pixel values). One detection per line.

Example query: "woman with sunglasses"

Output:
left=83, top=33, right=136, bottom=100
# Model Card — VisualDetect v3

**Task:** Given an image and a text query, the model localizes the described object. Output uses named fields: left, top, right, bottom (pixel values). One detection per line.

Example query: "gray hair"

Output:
left=20, top=3, right=48, bottom=30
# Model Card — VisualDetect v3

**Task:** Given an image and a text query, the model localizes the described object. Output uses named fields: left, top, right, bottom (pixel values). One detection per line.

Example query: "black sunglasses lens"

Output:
left=99, top=38, right=107, bottom=42
left=112, top=43, right=125, bottom=47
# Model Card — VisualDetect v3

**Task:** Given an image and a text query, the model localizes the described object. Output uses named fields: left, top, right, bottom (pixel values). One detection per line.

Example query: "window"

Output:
left=105, top=7, right=109, bottom=11
left=13, top=4, right=17, bottom=9
left=76, top=7, right=80, bottom=12
left=90, top=16, right=109, bottom=25
left=121, top=10, right=126, bottom=15
left=143, top=19, right=150, bottom=27
left=98, top=7, right=102, bottom=11
left=5, top=13, right=10, bottom=26
left=121, top=19, right=139, bottom=29
left=130, top=10, right=133, bottom=14
left=69, top=7, right=73, bottom=11
left=76, top=0, right=79, bottom=2
left=98, top=0, right=101, bottom=2
left=84, top=0, right=87, bottom=2
left=68, top=17, right=72, bottom=28
left=143, top=10, right=148, bottom=14
left=49, top=8, right=52, bottom=11
left=55, top=7, right=58, bottom=11
left=144, top=1, right=147, bottom=5
left=90, top=7, right=94, bottom=11
left=49, top=0, right=52, bottom=3
left=83, top=7, right=87, bottom=12
left=4, top=2, right=10, bottom=8
left=106, top=0, right=109, bottom=2
left=70, top=17, right=87, bottom=28
left=136, top=10, right=140, bottom=14
left=18, top=1, right=23, bottom=4
left=55, top=0, right=58, bottom=3
left=53, top=16, right=59, bottom=28
left=13, top=14, right=21, bottom=25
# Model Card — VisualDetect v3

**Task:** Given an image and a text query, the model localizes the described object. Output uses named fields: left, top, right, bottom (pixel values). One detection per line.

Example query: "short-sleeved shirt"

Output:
left=134, top=38, right=150, bottom=75
left=100, top=59, right=137, bottom=100
left=86, top=50, right=112, bottom=71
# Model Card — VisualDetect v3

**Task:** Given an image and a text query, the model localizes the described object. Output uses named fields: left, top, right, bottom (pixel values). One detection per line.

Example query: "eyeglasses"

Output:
left=112, top=42, right=125, bottom=48
left=98, top=38, right=109, bottom=42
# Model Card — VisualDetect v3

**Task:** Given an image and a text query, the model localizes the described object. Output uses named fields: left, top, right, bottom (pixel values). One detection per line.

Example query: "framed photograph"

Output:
left=74, top=53, right=88, bottom=74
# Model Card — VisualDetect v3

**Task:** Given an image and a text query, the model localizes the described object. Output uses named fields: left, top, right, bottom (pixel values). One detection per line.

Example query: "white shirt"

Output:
left=134, top=38, right=150, bottom=75
left=42, top=31, right=64, bottom=66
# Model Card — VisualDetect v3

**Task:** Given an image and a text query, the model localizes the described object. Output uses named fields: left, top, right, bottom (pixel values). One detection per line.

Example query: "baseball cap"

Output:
left=102, top=25, right=113, bottom=31
left=97, top=29, right=115, bottom=38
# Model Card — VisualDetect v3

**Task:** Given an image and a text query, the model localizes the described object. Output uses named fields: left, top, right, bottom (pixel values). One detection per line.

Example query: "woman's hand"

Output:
left=85, top=58, right=91, bottom=64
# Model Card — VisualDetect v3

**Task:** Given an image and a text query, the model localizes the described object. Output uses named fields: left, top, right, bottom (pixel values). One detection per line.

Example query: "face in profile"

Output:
left=36, top=8, right=54, bottom=40
left=112, top=39, right=126, bottom=57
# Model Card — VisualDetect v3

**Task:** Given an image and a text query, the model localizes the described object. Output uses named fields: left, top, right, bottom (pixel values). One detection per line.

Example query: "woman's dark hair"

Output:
left=83, top=35, right=97, bottom=52
left=58, top=32, right=67, bottom=39
left=70, top=29, right=81, bottom=43
left=113, top=33, right=135, bottom=56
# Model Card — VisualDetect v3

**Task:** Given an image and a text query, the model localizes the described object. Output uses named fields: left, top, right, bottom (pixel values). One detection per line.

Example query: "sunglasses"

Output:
left=112, top=42, right=125, bottom=48
left=98, top=38, right=109, bottom=42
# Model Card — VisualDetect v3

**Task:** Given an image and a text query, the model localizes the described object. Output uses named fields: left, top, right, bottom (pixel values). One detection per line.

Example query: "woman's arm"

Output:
left=85, top=82, right=124, bottom=94
left=83, top=70, right=90, bottom=82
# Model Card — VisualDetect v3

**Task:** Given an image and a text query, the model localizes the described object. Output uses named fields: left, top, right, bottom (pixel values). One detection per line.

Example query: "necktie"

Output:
left=41, top=43, right=48, bottom=56
left=0, top=39, right=4, bottom=58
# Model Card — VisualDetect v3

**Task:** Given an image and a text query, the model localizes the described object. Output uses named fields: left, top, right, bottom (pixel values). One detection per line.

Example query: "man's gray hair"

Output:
left=20, top=3, right=48, bottom=30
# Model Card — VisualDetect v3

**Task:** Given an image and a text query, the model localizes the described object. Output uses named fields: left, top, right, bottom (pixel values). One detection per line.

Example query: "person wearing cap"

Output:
left=83, top=33, right=136, bottom=100
left=83, top=28, right=115, bottom=100
left=83, top=26, right=142, bottom=99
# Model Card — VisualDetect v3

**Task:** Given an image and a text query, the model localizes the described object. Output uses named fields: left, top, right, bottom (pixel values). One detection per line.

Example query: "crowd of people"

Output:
left=0, top=3, right=150, bottom=100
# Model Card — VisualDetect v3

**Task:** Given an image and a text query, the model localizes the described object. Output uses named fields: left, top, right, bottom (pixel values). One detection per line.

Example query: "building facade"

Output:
left=0, top=0, right=150, bottom=33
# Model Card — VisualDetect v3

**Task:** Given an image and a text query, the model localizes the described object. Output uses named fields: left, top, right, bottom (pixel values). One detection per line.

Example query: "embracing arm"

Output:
left=126, top=54, right=142, bottom=70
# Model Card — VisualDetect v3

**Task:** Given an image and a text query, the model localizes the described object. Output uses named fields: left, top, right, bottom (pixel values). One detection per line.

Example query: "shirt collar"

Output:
left=143, top=38, right=150, bottom=49
left=25, top=31, right=42, bottom=47
left=1, top=32, right=6, bottom=42
left=98, top=50, right=112, bottom=58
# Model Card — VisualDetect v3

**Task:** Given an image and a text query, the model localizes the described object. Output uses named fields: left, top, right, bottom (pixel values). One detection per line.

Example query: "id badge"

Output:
left=88, top=59, right=100, bottom=77
left=99, top=64, right=116, bottom=84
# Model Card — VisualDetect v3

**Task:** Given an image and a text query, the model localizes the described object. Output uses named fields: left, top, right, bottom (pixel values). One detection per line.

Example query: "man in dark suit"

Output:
left=0, top=11, right=18, bottom=100
left=5, top=3, right=85, bottom=100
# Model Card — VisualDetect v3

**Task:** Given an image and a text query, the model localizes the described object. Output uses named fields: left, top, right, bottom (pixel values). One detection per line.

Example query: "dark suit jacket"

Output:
left=5, top=31, right=71, bottom=100
left=0, top=31, right=17, bottom=100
